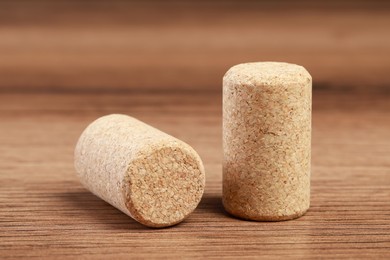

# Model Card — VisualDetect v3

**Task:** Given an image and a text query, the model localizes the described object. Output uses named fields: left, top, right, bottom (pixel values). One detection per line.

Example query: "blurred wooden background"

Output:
left=1, top=1, right=390, bottom=259
left=0, top=0, right=389, bottom=93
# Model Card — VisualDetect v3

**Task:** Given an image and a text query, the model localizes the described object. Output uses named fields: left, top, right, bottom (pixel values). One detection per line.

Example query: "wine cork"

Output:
left=74, top=114, right=205, bottom=228
left=222, top=62, right=311, bottom=221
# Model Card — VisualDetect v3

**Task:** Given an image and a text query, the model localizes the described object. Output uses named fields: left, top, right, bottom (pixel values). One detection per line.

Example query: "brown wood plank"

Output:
left=0, top=1, right=390, bottom=93
left=1, top=1, right=390, bottom=258
left=1, top=90, right=390, bottom=258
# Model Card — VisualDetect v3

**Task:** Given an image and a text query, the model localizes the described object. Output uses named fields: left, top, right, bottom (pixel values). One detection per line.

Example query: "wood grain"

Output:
left=0, top=1, right=390, bottom=92
left=1, top=89, right=390, bottom=259
left=1, top=1, right=390, bottom=258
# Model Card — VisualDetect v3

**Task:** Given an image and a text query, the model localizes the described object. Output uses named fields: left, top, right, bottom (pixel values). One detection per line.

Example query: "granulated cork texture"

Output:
left=223, top=62, right=312, bottom=221
left=74, top=114, right=205, bottom=228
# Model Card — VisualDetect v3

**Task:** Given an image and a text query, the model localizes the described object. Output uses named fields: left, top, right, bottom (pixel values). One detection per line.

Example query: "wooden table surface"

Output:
left=1, top=1, right=390, bottom=259
left=1, top=89, right=390, bottom=259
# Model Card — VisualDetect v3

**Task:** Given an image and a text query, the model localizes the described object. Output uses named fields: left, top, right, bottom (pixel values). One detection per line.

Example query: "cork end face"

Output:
left=123, top=146, right=205, bottom=228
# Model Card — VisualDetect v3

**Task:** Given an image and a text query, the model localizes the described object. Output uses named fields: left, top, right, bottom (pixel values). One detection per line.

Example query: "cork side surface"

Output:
left=222, top=62, right=312, bottom=221
left=123, top=144, right=205, bottom=228
left=74, top=114, right=205, bottom=227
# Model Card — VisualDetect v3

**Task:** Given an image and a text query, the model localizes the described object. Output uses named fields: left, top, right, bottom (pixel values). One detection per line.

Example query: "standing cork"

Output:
left=222, top=62, right=311, bottom=221
left=74, top=114, right=205, bottom=228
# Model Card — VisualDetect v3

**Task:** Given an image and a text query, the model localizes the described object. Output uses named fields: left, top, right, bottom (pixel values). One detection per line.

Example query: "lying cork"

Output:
left=74, top=114, right=205, bottom=228
left=222, top=62, right=311, bottom=221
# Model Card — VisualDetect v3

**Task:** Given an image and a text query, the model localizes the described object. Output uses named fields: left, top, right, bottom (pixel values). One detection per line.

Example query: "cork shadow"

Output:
left=58, top=189, right=147, bottom=230
left=195, top=194, right=230, bottom=218
left=59, top=190, right=232, bottom=229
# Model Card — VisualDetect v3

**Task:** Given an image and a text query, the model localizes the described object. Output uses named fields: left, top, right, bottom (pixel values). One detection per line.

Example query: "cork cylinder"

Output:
left=74, top=114, right=205, bottom=228
left=223, top=62, right=311, bottom=221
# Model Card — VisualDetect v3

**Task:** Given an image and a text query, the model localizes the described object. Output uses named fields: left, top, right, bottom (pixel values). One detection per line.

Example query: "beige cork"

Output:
left=222, top=62, right=311, bottom=221
left=74, top=114, right=205, bottom=228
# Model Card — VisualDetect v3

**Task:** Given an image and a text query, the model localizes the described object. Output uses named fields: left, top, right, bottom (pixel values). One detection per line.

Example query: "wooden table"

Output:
left=1, top=89, right=389, bottom=259
left=1, top=1, right=390, bottom=258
